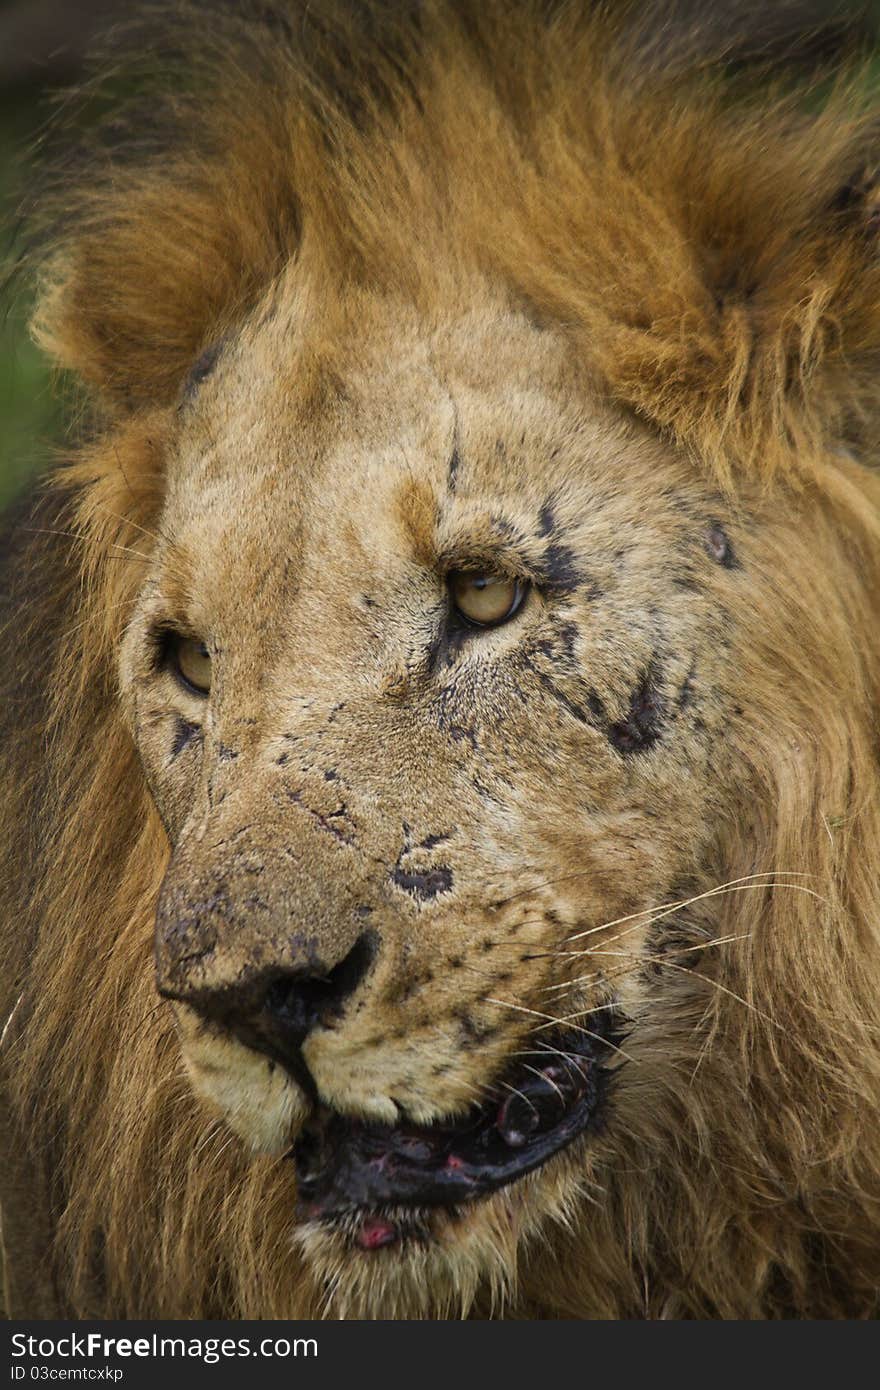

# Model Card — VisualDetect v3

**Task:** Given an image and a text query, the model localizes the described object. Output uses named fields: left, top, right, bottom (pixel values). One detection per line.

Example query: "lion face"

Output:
left=117, top=285, right=755, bottom=1311
left=9, top=0, right=880, bottom=1323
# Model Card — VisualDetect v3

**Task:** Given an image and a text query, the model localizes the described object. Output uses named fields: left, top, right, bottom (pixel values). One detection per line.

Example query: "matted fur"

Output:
left=2, top=0, right=880, bottom=1319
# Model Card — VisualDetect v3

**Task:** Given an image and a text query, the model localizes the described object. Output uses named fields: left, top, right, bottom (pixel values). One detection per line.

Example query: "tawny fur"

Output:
left=2, top=0, right=880, bottom=1319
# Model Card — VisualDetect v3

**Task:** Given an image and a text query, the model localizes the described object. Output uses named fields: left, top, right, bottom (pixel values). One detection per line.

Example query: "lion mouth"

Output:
left=291, top=1013, right=618, bottom=1248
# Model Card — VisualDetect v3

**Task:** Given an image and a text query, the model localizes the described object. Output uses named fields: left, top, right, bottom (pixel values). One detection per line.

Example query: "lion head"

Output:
left=3, top=0, right=880, bottom=1319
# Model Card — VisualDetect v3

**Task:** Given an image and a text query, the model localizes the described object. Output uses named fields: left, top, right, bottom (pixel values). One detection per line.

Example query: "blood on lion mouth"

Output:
left=290, top=1013, right=619, bottom=1250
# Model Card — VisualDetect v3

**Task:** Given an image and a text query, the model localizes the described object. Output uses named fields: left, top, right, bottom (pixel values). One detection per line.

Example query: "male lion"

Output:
left=2, top=0, right=880, bottom=1320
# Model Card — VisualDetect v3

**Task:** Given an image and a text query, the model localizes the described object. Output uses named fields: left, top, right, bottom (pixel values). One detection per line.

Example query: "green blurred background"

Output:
left=1, top=0, right=122, bottom=509
left=0, top=84, right=61, bottom=511
left=2, top=0, right=880, bottom=512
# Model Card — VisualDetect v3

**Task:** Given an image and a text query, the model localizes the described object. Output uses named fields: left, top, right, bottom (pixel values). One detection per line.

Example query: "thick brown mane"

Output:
left=2, top=0, right=880, bottom=1318
left=23, top=0, right=880, bottom=483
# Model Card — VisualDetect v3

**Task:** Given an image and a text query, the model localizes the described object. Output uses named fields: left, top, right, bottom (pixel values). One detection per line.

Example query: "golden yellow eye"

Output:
left=449, top=571, right=526, bottom=628
left=171, top=635, right=212, bottom=695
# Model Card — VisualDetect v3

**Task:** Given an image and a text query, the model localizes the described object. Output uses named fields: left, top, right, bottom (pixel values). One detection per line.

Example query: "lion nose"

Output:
left=162, top=931, right=377, bottom=1076
left=260, top=938, right=376, bottom=1049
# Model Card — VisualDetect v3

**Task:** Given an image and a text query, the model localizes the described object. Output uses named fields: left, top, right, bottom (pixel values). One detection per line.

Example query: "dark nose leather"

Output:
left=162, top=930, right=377, bottom=1078
left=259, top=933, right=377, bottom=1051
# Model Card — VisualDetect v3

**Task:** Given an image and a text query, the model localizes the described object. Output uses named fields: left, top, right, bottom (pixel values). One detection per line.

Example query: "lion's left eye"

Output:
left=449, top=571, right=526, bottom=628
left=169, top=635, right=212, bottom=695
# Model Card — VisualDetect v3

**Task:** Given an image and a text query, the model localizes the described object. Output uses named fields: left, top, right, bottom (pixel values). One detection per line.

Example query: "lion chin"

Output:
left=290, top=1181, right=561, bottom=1321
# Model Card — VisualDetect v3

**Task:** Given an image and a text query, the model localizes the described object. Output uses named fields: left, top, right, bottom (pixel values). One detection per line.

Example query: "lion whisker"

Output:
left=483, top=996, right=637, bottom=1063
left=563, top=874, right=826, bottom=947
left=557, top=946, right=781, bottom=1031
left=489, top=867, right=817, bottom=917
left=540, top=933, right=753, bottom=996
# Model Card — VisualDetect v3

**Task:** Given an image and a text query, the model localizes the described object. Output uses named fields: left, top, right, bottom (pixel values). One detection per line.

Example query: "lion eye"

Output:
left=449, top=571, right=526, bottom=628
left=170, top=635, right=212, bottom=695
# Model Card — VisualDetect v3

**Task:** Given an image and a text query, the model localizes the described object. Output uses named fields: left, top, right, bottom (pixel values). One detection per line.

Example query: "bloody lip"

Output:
left=290, top=1014, right=618, bottom=1235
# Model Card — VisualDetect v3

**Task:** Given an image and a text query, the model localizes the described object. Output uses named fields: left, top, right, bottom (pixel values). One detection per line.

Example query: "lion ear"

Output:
left=31, top=141, right=299, bottom=416
left=567, top=101, right=880, bottom=489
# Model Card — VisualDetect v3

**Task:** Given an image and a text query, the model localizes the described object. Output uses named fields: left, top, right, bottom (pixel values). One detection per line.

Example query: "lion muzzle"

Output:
left=154, top=831, right=379, bottom=1088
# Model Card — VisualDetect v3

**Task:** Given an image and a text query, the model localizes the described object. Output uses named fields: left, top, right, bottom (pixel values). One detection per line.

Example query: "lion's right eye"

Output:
left=169, top=634, right=212, bottom=696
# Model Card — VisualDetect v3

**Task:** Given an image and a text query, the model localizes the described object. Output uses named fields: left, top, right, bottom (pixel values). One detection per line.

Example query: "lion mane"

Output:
left=2, top=0, right=880, bottom=1319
